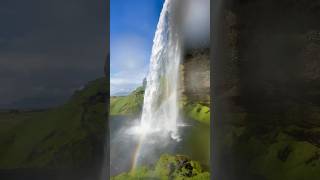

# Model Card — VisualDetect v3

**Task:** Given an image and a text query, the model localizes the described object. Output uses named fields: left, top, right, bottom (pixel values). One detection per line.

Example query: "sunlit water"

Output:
left=140, top=0, right=182, bottom=141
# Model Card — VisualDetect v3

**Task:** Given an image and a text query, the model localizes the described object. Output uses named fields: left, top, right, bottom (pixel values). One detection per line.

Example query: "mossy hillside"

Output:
left=0, top=78, right=107, bottom=168
left=182, top=102, right=210, bottom=125
left=0, top=111, right=44, bottom=157
left=251, top=125, right=320, bottom=180
left=110, top=86, right=144, bottom=116
left=223, top=123, right=320, bottom=180
left=111, top=154, right=210, bottom=180
left=252, top=139, right=320, bottom=180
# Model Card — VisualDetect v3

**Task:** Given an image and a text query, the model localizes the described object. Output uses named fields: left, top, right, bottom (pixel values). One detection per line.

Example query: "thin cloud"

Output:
left=110, top=35, right=149, bottom=95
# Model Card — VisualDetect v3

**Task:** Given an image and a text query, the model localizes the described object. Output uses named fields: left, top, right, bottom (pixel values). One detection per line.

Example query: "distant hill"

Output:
left=0, top=78, right=107, bottom=170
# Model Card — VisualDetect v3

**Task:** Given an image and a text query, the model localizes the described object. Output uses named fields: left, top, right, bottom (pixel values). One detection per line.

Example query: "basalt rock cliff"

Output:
left=213, top=0, right=320, bottom=180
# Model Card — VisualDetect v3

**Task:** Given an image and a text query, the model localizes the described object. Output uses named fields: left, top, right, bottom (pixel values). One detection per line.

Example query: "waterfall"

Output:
left=140, top=0, right=182, bottom=141
left=128, top=0, right=183, bottom=170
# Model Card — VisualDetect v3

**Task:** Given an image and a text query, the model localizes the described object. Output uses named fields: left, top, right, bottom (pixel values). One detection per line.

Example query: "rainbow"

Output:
left=130, top=133, right=146, bottom=172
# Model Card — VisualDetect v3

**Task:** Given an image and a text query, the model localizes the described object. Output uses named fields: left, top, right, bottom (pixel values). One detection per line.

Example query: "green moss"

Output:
left=112, top=154, right=210, bottom=180
left=228, top=128, right=320, bottom=180
left=251, top=139, right=320, bottom=180
left=183, top=103, right=210, bottom=125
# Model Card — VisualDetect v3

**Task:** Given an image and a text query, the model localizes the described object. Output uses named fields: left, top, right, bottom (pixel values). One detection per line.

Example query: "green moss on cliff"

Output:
left=183, top=103, right=210, bottom=125
left=224, top=126, right=320, bottom=180
left=111, top=154, right=210, bottom=180
left=250, top=134, right=320, bottom=180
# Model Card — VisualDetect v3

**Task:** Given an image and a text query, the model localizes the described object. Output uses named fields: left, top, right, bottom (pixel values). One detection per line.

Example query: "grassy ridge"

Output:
left=110, top=87, right=144, bottom=116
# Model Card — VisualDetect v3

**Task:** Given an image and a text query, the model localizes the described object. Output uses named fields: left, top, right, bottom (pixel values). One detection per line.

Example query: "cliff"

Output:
left=180, top=48, right=210, bottom=104
left=213, top=0, right=320, bottom=179
left=180, top=48, right=210, bottom=124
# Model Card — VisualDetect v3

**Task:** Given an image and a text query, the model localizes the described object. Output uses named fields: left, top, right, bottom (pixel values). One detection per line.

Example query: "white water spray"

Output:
left=129, top=0, right=182, bottom=170
left=140, top=0, right=182, bottom=141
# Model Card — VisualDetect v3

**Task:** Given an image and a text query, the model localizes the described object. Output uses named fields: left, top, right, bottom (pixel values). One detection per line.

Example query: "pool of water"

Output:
left=110, top=115, right=210, bottom=176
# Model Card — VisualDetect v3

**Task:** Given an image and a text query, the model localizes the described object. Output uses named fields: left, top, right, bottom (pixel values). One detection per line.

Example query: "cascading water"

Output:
left=140, top=0, right=182, bottom=141
left=129, top=0, right=182, bottom=170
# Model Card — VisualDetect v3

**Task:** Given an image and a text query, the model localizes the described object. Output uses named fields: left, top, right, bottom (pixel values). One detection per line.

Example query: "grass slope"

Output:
left=110, top=86, right=144, bottom=116
left=0, top=78, right=107, bottom=168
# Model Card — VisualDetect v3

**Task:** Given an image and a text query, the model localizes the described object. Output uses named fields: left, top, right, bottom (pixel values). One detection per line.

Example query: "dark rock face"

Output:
left=213, top=0, right=320, bottom=180
left=180, top=49, right=210, bottom=104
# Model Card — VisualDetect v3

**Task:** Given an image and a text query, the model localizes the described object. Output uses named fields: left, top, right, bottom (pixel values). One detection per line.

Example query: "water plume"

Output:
left=140, top=0, right=182, bottom=141
left=130, top=0, right=183, bottom=170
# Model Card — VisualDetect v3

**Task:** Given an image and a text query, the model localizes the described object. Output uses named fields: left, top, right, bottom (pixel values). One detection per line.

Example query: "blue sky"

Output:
left=110, top=0, right=164, bottom=95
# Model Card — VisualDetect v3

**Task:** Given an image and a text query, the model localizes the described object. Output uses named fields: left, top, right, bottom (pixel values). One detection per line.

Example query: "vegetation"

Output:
left=110, top=86, right=144, bottom=116
left=111, top=154, right=210, bottom=180
left=252, top=138, right=320, bottom=180
left=182, top=103, right=210, bottom=125
left=0, top=78, right=107, bottom=168
left=217, top=112, right=320, bottom=180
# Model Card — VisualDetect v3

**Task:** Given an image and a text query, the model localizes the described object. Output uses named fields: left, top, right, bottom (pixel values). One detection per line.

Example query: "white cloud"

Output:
left=110, top=71, right=146, bottom=96
left=110, top=35, right=150, bottom=95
